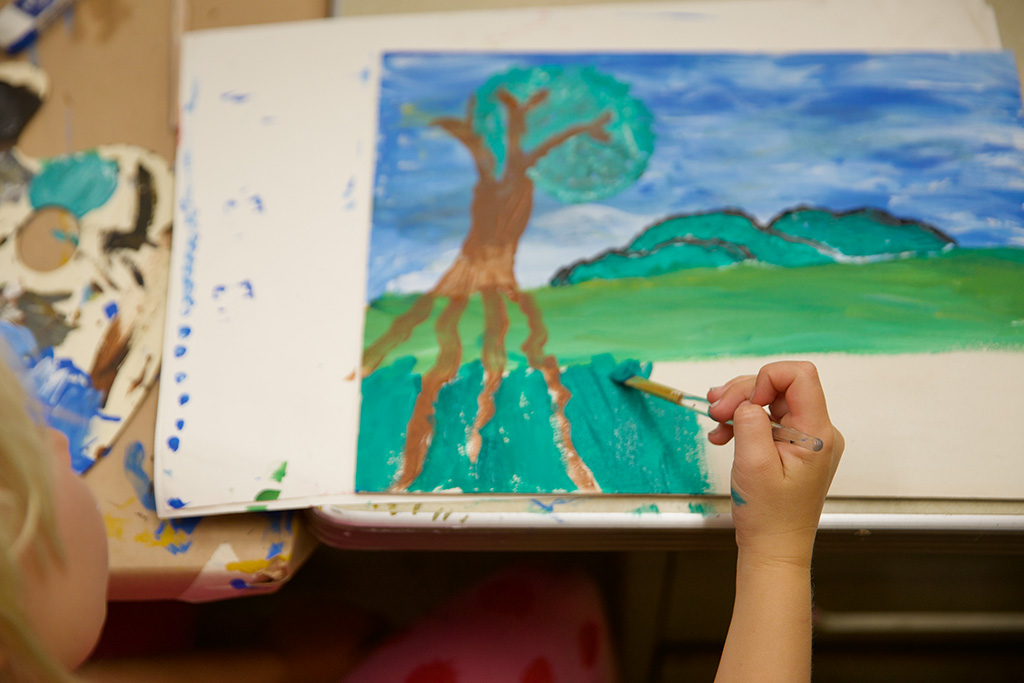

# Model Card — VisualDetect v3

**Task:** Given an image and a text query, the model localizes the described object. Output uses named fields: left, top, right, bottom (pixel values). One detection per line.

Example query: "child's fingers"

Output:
left=706, top=374, right=754, bottom=404
left=707, top=422, right=734, bottom=445
left=707, top=375, right=756, bottom=423
left=750, top=361, right=831, bottom=440
left=732, top=400, right=780, bottom=473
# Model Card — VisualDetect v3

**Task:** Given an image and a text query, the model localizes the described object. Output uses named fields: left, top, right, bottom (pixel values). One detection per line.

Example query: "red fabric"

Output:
left=345, top=568, right=617, bottom=683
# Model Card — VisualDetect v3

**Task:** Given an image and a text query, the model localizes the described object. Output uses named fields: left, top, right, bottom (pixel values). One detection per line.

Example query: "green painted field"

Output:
left=364, top=248, right=1024, bottom=372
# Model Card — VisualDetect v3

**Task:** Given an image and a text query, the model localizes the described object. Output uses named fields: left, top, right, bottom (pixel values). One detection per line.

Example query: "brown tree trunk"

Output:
left=432, top=172, right=533, bottom=297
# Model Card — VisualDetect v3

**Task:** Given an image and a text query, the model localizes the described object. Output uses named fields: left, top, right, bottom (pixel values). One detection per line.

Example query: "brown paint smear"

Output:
left=517, top=292, right=599, bottom=492
left=466, top=289, right=508, bottom=463
left=91, top=315, right=131, bottom=406
left=394, top=296, right=467, bottom=491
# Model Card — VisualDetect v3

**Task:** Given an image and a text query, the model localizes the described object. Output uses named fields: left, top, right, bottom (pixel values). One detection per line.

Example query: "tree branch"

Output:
left=431, top=94, right=495, bottom=178
left=525, top=110, right=613, bottom=167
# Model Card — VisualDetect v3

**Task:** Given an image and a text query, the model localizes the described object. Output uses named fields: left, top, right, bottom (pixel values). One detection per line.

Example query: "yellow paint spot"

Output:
left=227, top=558, right=268, bottom=573
left=104, top=513, right=126, bottom=540
left=134, top=524, right=189, bottom=550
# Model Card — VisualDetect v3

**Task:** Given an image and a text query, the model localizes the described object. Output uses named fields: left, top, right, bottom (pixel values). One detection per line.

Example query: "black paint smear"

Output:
left=18, top=290, right=76, bottom=349
left=104, top=163, right=156, bottom=252
left=0, top=82, right=43, bottom=146
left=123, top=257, right=145, bottom=287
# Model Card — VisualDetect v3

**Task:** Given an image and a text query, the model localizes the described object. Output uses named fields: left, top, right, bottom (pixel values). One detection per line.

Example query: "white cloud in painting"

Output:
left=384, top=247, right=461, bottom=295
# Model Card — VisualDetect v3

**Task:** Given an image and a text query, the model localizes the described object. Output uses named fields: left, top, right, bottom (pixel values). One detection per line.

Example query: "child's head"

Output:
left=0, top=342, right=108, bottom=681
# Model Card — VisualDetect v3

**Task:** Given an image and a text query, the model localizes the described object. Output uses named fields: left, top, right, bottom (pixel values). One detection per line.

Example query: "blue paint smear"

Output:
left=167, top=497, right=188, bottom=509
left=249, top=195, right=264, bottom=212
left=103, top=302, right=118, bottom=319
left=177, top=148, right=199, bottom=317
left=29, top=151, right=119, bottom=218
left=18, top=346, right=118, bottom=473
left=221, top=90, right=250, bottom=104
left=183, top=78, right=199, bottom=114
left=178, top=326, right=191, bottom=338
left=174, top=372, right=187, bottom=383
left=179, top=394, right=190, bottom=406
left=0, top=321, right=119, bottom=474
left=123, top=441, right=157, bottom=511
left=169, top=516, right=201, bottom=535
left=174, top=345, right=186, bottom=358
left=230, top=578, right=250, bottom=589
left=175, top=419, right=185, bottom=430
left=263, top=511, right=294, bottom=534
left=266, top=542, right=284, bottom=559
left=167, top=436, right=180, bottom=452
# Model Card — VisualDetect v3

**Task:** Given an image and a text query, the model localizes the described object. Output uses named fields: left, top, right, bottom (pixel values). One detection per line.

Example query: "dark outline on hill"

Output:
left=550, top=205, right=957, bottom=286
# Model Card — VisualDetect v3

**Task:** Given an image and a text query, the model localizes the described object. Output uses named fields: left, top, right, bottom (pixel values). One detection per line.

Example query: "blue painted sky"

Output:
left=368, top=51, right=1024, bottom=300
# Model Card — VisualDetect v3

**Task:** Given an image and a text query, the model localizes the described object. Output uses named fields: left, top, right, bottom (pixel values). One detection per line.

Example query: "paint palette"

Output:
left=0, top=62, right=173, bottom=474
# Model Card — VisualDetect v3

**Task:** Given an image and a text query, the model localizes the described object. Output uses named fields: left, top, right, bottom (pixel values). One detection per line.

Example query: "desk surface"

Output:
left=16, top=0, right=325, bottom=602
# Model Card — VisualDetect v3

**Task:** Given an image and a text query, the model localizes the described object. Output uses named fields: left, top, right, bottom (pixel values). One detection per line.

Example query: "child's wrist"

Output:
left=736, top=532, right=816, bottom=571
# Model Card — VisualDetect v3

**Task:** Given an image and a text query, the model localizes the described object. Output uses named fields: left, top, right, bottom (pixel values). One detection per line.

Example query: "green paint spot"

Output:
left=30, top=151, right=119, bottom=217
left=630, top=503, right=660, bottom=515
left=688, top=502, right=714, bottom=516
left=247, top=505, right=268, bottom=512
left=271, top=461, right=288, bottom=483
left=254, top=489, right=280, bottom=501
left=731, top=488, right=747, bottom=506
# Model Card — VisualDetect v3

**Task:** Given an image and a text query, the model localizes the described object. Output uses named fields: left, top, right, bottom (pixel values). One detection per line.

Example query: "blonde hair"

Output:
left=0, top=340, right=79, bottom=683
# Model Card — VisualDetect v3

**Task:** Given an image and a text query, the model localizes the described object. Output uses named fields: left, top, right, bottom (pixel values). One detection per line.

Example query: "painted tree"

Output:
left=363, top=65, right=655, bottom=491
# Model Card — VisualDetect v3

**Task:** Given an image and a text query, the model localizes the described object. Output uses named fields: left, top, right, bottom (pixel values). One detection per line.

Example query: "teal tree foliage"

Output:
left=472, top=65, right=656, bottom=203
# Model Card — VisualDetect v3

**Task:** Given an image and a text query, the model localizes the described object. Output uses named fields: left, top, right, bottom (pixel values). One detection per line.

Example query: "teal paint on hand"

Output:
left=731, top=487, right=747, bottom=506
left=30, top=151, right=119, bottom=217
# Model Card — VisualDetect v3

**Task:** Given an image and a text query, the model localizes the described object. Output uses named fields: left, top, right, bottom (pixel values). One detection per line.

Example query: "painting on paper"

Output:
left=0, top=62, right=173, bottom=474
left=356, top=51, right=1024, bottom=495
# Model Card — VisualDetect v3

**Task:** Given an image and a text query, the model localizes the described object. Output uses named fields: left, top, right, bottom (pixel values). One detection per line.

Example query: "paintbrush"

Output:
left=610, top=361, right=824, bottom=452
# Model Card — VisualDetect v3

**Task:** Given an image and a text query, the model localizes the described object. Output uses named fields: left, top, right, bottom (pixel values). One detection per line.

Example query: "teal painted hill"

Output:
left=551, top=206, right=956, bottom=286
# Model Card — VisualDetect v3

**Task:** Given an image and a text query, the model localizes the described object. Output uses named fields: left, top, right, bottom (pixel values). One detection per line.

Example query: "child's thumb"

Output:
left=732, top=401, right=779, bottom=471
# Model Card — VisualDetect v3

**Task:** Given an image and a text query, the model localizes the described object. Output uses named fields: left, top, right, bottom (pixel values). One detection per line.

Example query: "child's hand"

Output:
left=707, top=361, right=844, bottom=569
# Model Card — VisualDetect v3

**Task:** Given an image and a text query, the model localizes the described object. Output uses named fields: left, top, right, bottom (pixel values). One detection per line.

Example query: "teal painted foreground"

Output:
left=356, top=354, right=711, bottom=495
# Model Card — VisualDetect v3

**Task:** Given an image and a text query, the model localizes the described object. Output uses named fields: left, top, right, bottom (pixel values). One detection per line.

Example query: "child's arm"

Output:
left=706, top=361, right=844, bottom=683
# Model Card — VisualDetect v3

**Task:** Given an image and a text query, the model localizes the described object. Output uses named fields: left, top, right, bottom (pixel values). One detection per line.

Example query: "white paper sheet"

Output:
left=156, top=0, right=1008, bottom=517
